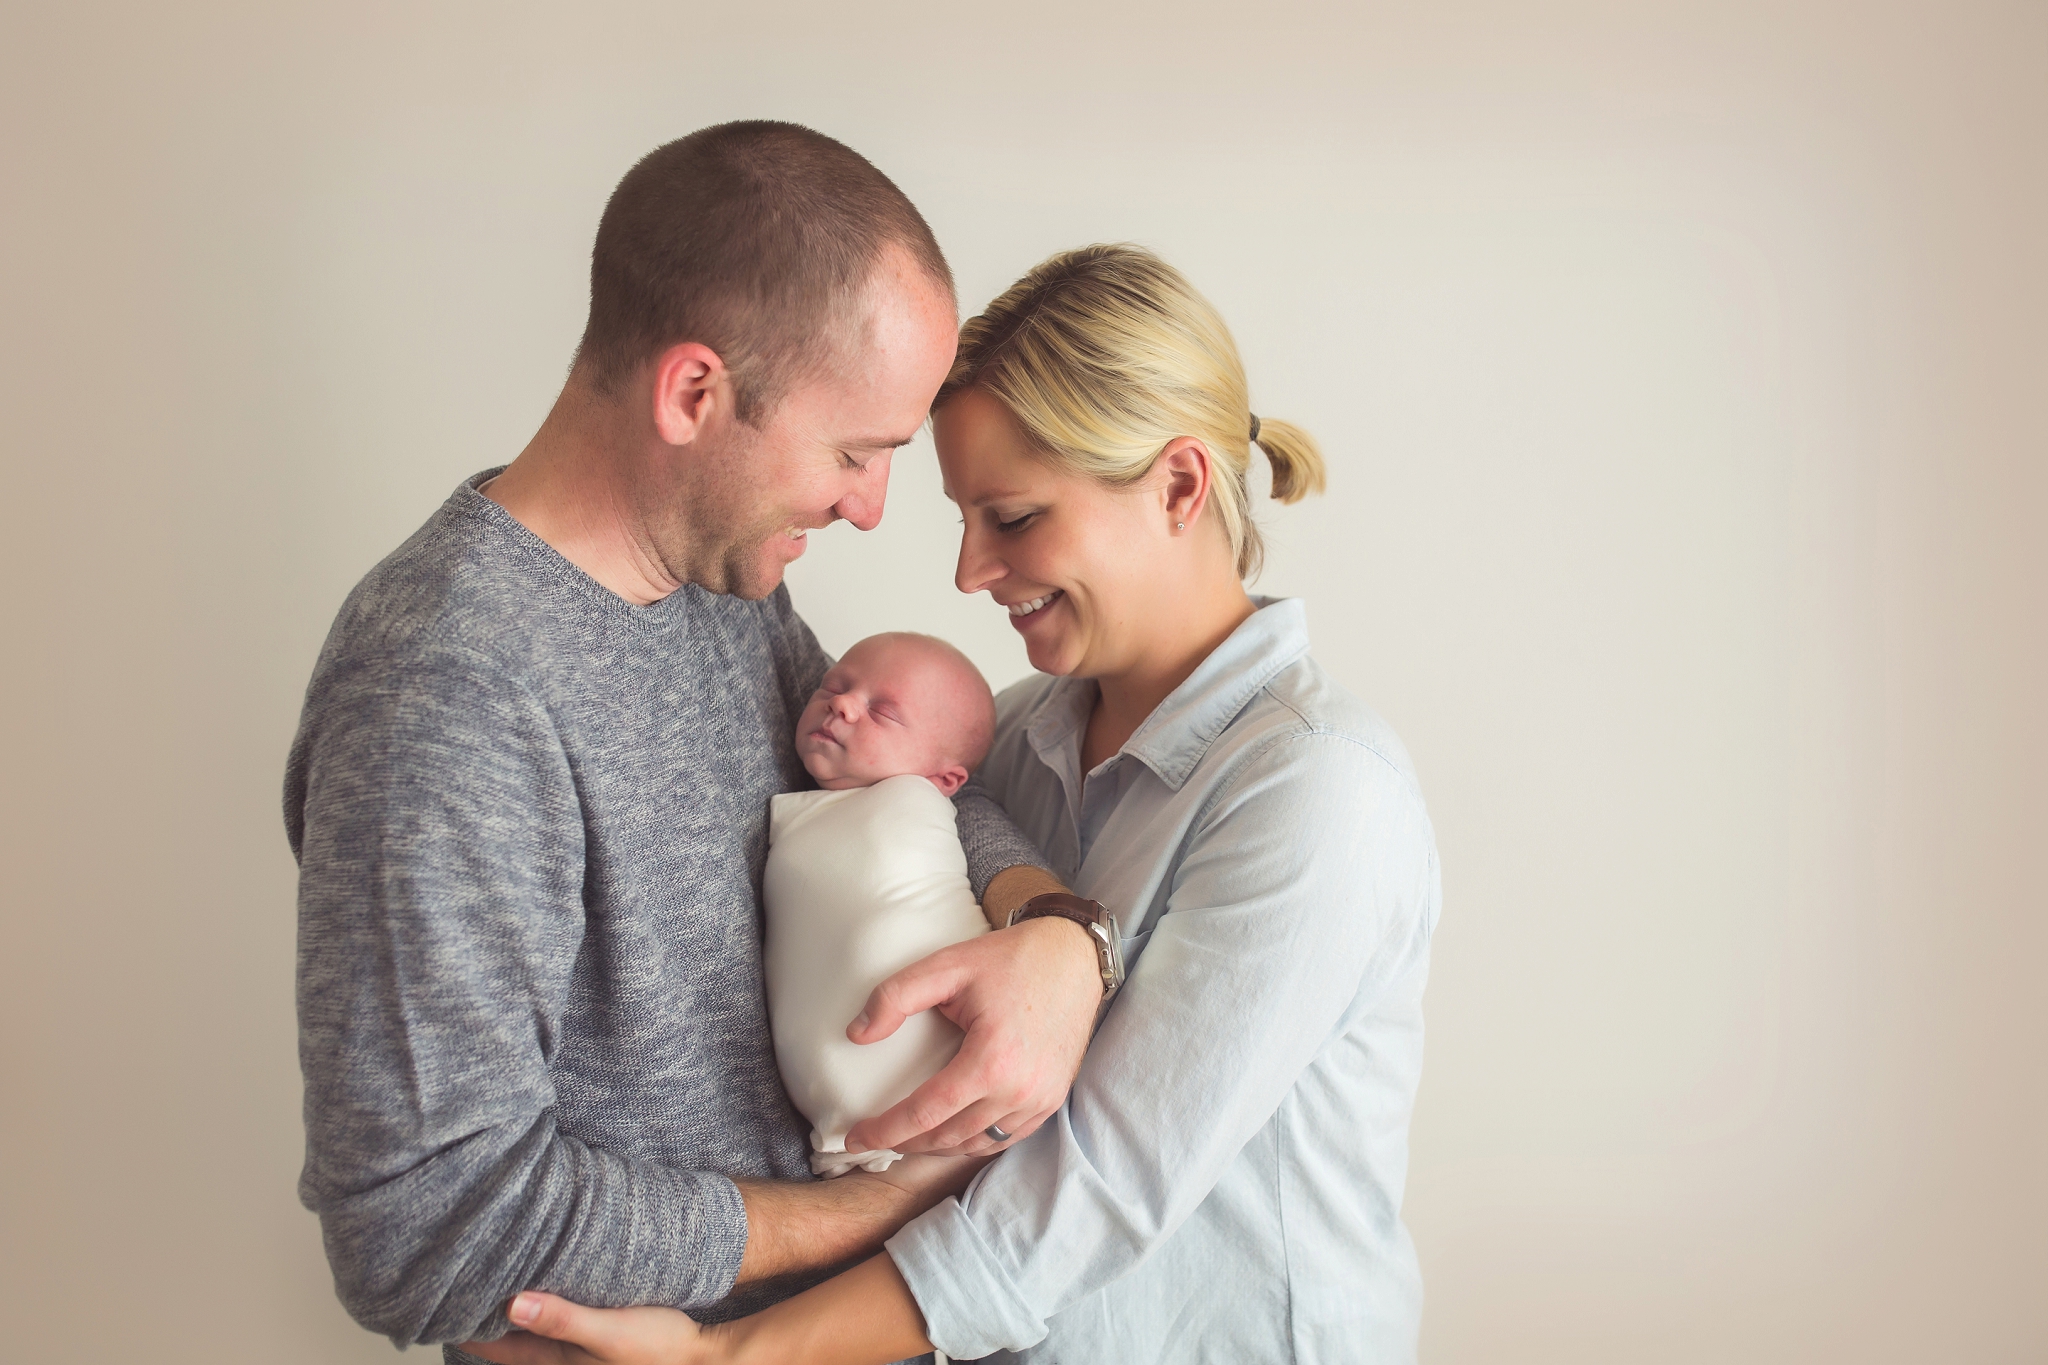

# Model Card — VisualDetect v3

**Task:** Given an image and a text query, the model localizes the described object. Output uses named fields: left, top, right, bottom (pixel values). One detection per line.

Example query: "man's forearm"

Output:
left=732, top=1156, right=979, bottom=1285
left=732, top=1176, right=906, bottom=1285
left=980, top=863, right=1068, bottom=931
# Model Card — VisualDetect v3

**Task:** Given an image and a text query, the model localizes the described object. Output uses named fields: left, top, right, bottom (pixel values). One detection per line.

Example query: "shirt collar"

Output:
left=1023, top=596, right=1311, bottom=794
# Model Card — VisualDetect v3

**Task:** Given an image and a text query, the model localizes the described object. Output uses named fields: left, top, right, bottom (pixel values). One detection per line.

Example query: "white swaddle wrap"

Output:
left=764, top=774, right=989, bottom=1176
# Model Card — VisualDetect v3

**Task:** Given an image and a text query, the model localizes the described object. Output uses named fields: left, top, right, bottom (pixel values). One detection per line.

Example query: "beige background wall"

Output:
left=2, top=3, right=2041, bottom=1361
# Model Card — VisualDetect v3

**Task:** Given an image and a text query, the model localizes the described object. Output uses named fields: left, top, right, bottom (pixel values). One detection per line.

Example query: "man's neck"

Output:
left=483, top=385, right=684, bottom=606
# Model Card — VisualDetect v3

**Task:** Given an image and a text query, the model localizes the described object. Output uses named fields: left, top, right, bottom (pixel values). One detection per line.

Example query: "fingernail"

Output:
left=851, top=1011, right=869, bottom=1032
left=509, top=1293, right=538, bottom=1326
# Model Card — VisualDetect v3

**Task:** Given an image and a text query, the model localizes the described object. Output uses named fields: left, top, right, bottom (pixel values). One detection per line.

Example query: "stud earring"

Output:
left=1175, top=521, right=1186, bottom=531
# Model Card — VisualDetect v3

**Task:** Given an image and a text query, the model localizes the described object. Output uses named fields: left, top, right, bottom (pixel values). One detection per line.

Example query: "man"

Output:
left=285, top=122, right=1106, bottom=1359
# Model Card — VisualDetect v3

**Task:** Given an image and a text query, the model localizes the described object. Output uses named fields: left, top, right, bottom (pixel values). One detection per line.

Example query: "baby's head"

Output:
left=796, top=633, right=996, bottom=796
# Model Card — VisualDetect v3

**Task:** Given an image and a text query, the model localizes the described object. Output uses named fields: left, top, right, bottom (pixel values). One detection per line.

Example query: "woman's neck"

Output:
left=1082, top=583, right=1258, bottom=771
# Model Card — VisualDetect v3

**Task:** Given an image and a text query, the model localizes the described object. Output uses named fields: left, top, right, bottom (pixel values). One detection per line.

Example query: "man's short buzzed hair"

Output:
left=577, top=121, right=954, bottom=423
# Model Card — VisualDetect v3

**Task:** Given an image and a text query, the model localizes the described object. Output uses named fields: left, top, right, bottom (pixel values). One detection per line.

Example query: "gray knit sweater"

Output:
left=285, top=473, right=1044, bottom=1350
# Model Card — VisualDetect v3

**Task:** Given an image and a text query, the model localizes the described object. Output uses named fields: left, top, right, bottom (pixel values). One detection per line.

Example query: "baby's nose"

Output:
left=831, top=693, right=864, bottom=722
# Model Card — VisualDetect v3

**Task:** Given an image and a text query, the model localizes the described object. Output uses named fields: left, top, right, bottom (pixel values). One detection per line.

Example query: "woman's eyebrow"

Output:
left=967, top=488, right=1032, bottom=506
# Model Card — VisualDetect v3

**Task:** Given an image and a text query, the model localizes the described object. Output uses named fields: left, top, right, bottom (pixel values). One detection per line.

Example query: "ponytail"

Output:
left=1250, top=417, right=1326, bottom=505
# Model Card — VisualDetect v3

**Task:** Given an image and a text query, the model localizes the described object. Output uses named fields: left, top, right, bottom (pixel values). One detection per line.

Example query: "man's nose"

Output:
left=833, top=451, right=893, bottom=533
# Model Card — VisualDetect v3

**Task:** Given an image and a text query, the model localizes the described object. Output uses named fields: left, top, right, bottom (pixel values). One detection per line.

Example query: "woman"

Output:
left=470, top=245, right=1441, bottom=1363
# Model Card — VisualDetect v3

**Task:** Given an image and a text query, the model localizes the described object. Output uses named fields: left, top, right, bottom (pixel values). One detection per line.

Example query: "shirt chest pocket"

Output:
left=1117, top=926, right=1155, bottom=974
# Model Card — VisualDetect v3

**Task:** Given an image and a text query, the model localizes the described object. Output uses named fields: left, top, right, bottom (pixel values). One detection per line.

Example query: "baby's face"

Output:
left=796, top=636, right=979, bottom=794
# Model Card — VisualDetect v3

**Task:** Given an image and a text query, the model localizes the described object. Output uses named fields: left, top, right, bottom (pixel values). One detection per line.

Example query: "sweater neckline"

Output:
left=453, top=467, right=699, bottom=630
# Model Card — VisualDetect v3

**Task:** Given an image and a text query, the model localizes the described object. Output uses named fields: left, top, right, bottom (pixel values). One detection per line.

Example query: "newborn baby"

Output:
left=765, top=632, right=998, bottom=1176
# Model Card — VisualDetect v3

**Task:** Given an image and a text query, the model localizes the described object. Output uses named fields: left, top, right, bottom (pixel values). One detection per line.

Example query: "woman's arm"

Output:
left=457, top=1256, right=927, bottom=1365
left=716, top=1256, right=928, bottom=1364
left=891, top=732, right=1439, bottom=1357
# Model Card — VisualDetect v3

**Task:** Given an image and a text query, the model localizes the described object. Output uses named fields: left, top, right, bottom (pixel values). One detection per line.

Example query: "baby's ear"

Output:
left=928, top=763, right=971, bottom=797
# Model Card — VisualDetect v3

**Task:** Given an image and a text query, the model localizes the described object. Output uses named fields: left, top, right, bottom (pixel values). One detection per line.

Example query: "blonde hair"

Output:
left=934, top=243, right=1325, bottom=579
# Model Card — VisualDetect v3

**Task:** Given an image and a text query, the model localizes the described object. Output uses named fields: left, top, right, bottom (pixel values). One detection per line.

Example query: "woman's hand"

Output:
left=459, top=1292, right=721, bottom=1365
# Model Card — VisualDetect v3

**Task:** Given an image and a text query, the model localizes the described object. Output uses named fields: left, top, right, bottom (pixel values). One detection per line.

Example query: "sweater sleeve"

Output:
left=953, top=776, right=1053, bottom=900
left=287, top=638, right=747, bottom=1346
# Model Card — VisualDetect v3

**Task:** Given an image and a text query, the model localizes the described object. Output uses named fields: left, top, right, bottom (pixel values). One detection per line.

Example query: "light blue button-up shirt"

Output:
left=887, top=598, right=1441, bottom=1363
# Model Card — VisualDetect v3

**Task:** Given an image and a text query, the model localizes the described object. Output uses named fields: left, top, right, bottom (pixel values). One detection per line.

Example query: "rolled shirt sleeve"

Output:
left=887, top=731, right=1438, bottom=1357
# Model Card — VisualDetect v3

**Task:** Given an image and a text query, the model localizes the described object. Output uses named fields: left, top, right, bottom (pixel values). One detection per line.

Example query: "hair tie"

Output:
left=1248, top=414, right=1262, bottom=444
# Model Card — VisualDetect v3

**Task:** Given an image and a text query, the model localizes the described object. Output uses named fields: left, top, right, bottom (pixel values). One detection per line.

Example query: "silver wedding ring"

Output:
left=984, top=1124, right=1012, bottom=1143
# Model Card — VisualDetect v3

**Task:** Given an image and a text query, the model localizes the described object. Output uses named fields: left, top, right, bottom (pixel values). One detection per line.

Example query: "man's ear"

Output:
left=1157, top=438, right=1215, bottom=531
left=649, top=342, right=730, bottom=446
left=928, top=762, right=971, bottom=797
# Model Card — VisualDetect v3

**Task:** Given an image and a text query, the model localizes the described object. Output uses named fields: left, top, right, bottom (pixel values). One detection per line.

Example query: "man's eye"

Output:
left=840, top=451, right=873, bottom=472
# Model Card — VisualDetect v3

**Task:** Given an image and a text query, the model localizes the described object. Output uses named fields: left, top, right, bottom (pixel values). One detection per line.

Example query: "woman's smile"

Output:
left=1005, top=589, right=1065, bottom=629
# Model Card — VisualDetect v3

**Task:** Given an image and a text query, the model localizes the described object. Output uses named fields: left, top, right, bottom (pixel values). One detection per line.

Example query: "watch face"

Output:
left=1102, top=920, right=1126, bottom=991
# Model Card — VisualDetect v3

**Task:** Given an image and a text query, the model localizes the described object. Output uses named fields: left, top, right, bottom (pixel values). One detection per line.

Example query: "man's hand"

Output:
left=843, top=909, right=1102, bottom=1157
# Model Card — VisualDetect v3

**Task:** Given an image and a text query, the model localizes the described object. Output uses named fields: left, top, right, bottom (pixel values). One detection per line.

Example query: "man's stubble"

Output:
left=645, top=415, right=802, bottom=602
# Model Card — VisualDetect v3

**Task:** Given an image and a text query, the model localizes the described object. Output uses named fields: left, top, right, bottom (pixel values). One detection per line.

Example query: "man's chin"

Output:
left=713, top=547, right=794, bottom=601
left=727, top=572, right=785, bottom=602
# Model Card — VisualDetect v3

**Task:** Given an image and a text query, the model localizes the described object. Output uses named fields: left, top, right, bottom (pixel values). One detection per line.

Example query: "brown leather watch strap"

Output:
left=1006, top=891, right=1103, bottom=935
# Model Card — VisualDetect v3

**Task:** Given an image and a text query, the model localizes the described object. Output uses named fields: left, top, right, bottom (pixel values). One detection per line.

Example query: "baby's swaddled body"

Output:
left=765, top=773, right=988, bottom=1176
